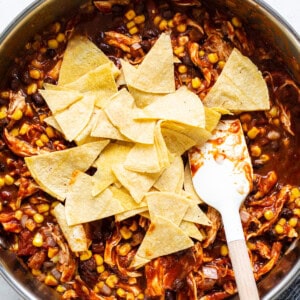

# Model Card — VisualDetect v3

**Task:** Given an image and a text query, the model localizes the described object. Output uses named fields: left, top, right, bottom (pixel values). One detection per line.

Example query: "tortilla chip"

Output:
left=39, top=89, right=83, bottom=114
left=112, top=163, right=161, bottom=203
left=43, top=116, right=63, bottom=134
left=104, top=89, right=155, bottom=144
left=135, top=86, right=205, bottom=127
left=204, top=107, right=222, bottom=132
left=179, top=221, right=204, bottom=241
left=183, top=163, right=203, bottom=204
left=53, top=93, right=95, bottom=142
left=64, top=63, right=118, bottom=108
left=131, top=215, right=193, bottom=268
left=115, top=206, right=149, bottom=222
left=154, top=156, right=184, bottom=193
left=91, top=109, right=130, bottom=142
left=203, top=48, right=270, bottom=112
left=145, top=192, right=190, bottom=225
left=25, top=140, right=109, bottom=200
left=58, top=35, right=111, bottom=85
left=53, top=203, right=88, bottom=252
left=65, top=171, right=125, bottom=226
left=183, top=203, right=212, bottom=226
left=92, top=142, right=133, bottom=196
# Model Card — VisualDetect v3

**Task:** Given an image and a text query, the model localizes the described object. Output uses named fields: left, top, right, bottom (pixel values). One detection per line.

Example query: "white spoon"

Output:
left=189, top=119, right=259, bottom=300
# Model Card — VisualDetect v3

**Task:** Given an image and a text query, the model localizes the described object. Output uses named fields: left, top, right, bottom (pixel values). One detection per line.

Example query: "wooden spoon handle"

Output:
left=228, top=239, right=259, bottom=300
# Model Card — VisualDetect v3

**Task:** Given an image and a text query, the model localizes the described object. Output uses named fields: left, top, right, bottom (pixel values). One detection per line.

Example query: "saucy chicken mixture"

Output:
left=0, top=0, right=299, bottom=299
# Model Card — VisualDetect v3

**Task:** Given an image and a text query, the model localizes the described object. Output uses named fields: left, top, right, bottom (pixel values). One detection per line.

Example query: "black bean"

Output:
left=45, top=48, right=57, bottom=59
left=31, top=93, right=45, bottom=106
left=10, top=78, right=21, bottom=91
left=165, top=290, right=177, bottom=300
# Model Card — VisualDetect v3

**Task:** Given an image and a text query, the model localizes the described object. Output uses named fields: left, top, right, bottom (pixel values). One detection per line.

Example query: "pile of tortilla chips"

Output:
left=25, top=33, right=269, bottom=265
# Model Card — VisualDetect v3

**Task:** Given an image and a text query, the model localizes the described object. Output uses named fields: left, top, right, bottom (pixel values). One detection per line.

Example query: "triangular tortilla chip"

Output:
left=112, top=163, right=161, bottom=203
left=135, top=86, right=205, bottom=127
left=25, top=140, right=109, bottom=200
left=58, top=35, right=111, bottom=85
left=39, top=89, right=83, bottom=114
left=183, top=203, right=212, bottom=226
left=131, top=216, right=193, bottom=268
left=179, top=221, right=204, bottom=241
left=203, top=48, right=269, bottom=112
left=65, top=171, right=125, bottom=226
left=64, top=63, right=118, bottom=108
left=53, top=203, right=88, bottom=252
left=92, top=142, right=133, bottom=196
left=54, top=94, right=95, bottom=142
left=104, top=89, right=155, bottom=144
left=204, top=107, right=222, bottom=132
left=183, top=163, right=203, bottom=204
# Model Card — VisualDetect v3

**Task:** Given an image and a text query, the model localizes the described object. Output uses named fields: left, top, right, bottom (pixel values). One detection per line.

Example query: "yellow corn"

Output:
left=48, top=39, right=59, bottom=49
left=120, top=226, right=132, bottom=240
left=176, top=23, right=187, bottom=33
left=32, top=269, right=42, bottom=276
left=33, top=232, right=43, bottom=247
left=56, top=33, right=65, bottom=43
left=0, top=111, right=7, bottom=119
left=45, top=273, right=58, bottom=286
left=129, top=26, right=139, bottom=35
left=35, top=139, right=44, bottom=147
left=240, top=113, right=252, bottom=123
left=116, top=288, right=126, bottom=297
left=106, top=274, right=119, bottom=288
left=4, top=174, right=14, bottom=186
left=27, top=83, right=38, bottom=95
left=118, top=243, right=132, bottom=256
left=97, top=265, right=105, bottom=274
left=274, top=224, right=284, bottom=235
left=129, top=221, right=138, bottom=232
left=126, top=293, right=135, bottom=300
left=178, top=64, right=188, bottom=74
left=45, top=126, right=55, bottom=138
left=94, top=254, right=104, bottom=266
left=295, top=198, right=300, bottom=207
left=264, top=210, right=274, bottom=221
left=29, top=69, right=41, bottom=80
left=137, top=293, right=145, bottom=299
left=159, top=19, right=168, bottom=31
left=207, top=53, right=219, bottom=64
left=250, top=145, right=262, bottom=157
left=52, top=22, right=61, bottom=33
left=167, top=20, right=174, bottom=28
left=269, top=106, right=279, bottom=118
left=126, top=21, right=136, bottom=29
left=33, top=213, right=44, bottom=224
left=80, top=250, right=92, bottom=261
left=19, top=123, right=30, bottom=135
left=37, top=203, right=50, bottom=213
left=247, top=127, right=259, bottom=140
left=293, top=208, right=300, bottom=217
left=0, top=91, right=10, bottom=99
left=56, top=285, right=66, bottom=293
left=192, top=77, right=202, bottom=89
left=48, top=247, right=59, bottom=258
left=174, top=46, right=185, bottom=56
left=134, top=15, right=145, bottom=25
left=11, top=109, right=23, bottom=121
left=14, top=210, right=23, bottom=220
left=278, top=218, right=286, bottom=226
left=0, top=178, right=4, bottom=188
left=218, top=60, right=226, bottom=69
left=128, top=277, right=137, bottom=285
left=40, top=134, right=49, bottom=143
left=290, top=187, right=300, bottom=200
left=125, top=9, right=136, bottom=20
left=220, top=244, right=229, bottom=256
left=178, top=36, right=189, bottom=46
left=153, top=15, right=162, bottom=26
left=232, top=17, right=242, bottom=28
left=25, top=218, right=36, bottom=231
left=288, top=217, right=298, bottom=228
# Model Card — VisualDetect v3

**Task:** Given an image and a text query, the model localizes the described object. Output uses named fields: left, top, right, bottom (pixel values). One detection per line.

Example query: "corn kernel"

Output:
left=220, top=244, right=229, bottom=256
left=293, top=208, right=300, bottom=217
left=117, top=288, right=126, bottom=297
left=35, top=139, right=44, bottom=147
left=14, top=210, right=23, bottom=220
left=120, top=226, right=133, bottom=240
left=218, top=60, right=226, bottom=69
left=24, top=103, right=34, bottom=117
left=192, top=77, right=202, bottom=89
left=159, top=19, right=168, bottom=31
left=134, top=15, right=145, bottom=24
left=247, top=127, right=260, bottom=139
left=45, top=126, right=55, bottom=138
left=295, top=198, right=300, bottom=207
left=176, top=23, right=187, bottom=33
left=129, top=221, right=138, bottom=232
left=94, top=254, right=104, bottom=266
left=232, top=17, right=242, bottom=28
left=4, top=174, right=14, bottom=186
left=0, top=111, right=7, bottom=119
left=178, top=64, right=188, bottom=74
left=106, top=274, right=119, bottom=288
left=167, top=20, right=174, bottom=28
left=198, top=50, right=205, bottom=57
left=240, top=113, right=252, bottom=123
left=48, top=247, right=59, bottom=258
left=118, top=243, right=132, bottom=256
left=19, top=123, right=30, bottom=135
left=272, top=118, right=280, bottom=126
left=288, top=217, right=298, bottom=228
left=250, top=145, right=262, bottom=157
left=48, top=39, right=59, bottom=49
left=11, top=109, right=23, bottom=121
left=153, top=16, right=162, bottom=26
left=127, top=21, right=136, bottom=29
left=29, top=69, right=41, bottom=80
left=264, top=210, right=274, bottom=221
left=126, top=293, right=135, bottom=300
left=174, top=46, right=185, bottom=56
left=247, top=241, right=256, bottom=251
left=56, top=285, right=66, bottom=293
left=0, top=91, right=10, bottom=99
left=32, top=269, right=42, bottom=276
left=40, top=133, right=49, bottom=143
left=274, top=224, right=284, bottom=235
left=33, top=213, right=44, bottom=224
left=260, top=154, right=270, bottom=163
left=290, top=187, right=300, bottom=200
left=125, top=9, right=136, bottom=20
left=129, top=26, right=139, bottom=35
left=278, top=218, right=286, bottom=226
left=207, top=53, right=219, bottom=64
left=56, top=33, right=65, bottom=43
left=80, top=250, right=92, bottom=261
left=25, top=218, right=36, bottom=231
left=97, top=265, right=105, bottom=274
left=27, top=83, right=38, bottom=95
left=52, top=22, right=61, bottom=33
left=33, top=232, right=43, bottom=247
left=93, top=286, right=100, bottom=293
left=0, top=178, right=4, bottom=188
left=137, top=293, right=145, bottom=299
left=45, top=273, right=58, bottom=286
left=37, top=203, right=50, bottom=213
left=128, top=277, right=137, bottom=285
left=269, top=106, right=279, bottom=118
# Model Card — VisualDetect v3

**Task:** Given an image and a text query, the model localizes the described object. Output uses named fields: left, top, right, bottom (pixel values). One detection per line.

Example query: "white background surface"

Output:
left=0, top=0, right=299, bottom=299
